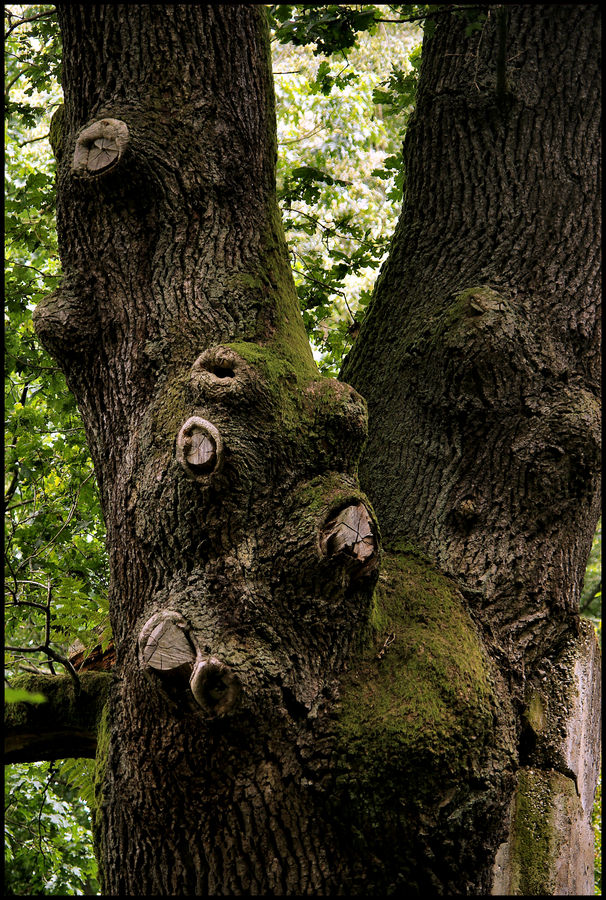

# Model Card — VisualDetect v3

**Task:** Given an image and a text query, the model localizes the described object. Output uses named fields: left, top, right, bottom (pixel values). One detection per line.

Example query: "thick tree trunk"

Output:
left=31, top=4, right=600, bottom=895
left=342, top=5, right=601, bottom=892
left=36, top=4, right=381, bottom=893
left=343, top=5, right=601, bottom=664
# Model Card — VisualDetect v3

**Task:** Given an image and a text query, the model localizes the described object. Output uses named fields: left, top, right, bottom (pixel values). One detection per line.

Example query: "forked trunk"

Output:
left=33, top=4, right=600, bottom=894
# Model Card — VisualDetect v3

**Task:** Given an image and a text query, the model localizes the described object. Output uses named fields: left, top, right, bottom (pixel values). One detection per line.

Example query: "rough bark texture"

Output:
left=30, top=3, right=600, bottom=895
left=342, top=5, right=601, bottom=666
left=341, top=5, right=601, bottom=892
left=492, top=620, right=601, bottom=895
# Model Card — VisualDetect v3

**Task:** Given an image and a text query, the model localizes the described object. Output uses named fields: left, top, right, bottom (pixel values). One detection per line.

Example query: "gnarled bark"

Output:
left=341, top=6, right=601, bottom=892
left=343, top=6, right=601, bottom=666
left=27, top=4, right=600, bottom=895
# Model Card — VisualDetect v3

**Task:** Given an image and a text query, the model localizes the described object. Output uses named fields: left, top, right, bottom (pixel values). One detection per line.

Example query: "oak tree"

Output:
left=6, top=4, right=601, bottom=895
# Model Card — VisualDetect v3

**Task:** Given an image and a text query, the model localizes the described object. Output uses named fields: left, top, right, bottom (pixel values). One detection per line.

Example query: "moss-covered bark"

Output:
left=24, top=3, right=600, bottom=895
left=5, top=672, right=111, bottom=763
left=331, top=550, right=516, bottom=893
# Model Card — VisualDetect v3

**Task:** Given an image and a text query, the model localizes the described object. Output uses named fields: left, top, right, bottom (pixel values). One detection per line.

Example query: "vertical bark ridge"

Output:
left=342, top=5, right=601, bottom=664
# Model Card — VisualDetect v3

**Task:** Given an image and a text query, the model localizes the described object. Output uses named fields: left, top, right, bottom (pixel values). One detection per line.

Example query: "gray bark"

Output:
left=26, top=4, right=600, bottom=895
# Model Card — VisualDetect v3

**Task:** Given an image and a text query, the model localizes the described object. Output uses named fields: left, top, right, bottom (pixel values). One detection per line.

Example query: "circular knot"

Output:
left=176, top=416, right=223, bottom=480
left=72, top=118, right=129, bottom=177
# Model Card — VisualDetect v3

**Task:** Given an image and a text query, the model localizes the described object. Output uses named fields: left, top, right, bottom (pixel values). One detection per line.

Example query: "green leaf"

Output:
left=5, top=687, right=47, bottom=704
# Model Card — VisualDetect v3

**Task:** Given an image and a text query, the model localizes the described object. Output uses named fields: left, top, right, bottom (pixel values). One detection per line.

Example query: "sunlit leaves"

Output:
left=273, top=11, right=422, bottom=373
left=270, top=4, right=381, bottom=56
left=5, top=762, right=99, bottom=895
left=5, top=4, right=108, bottom=683
left=372, top=43, right=421, bottom=117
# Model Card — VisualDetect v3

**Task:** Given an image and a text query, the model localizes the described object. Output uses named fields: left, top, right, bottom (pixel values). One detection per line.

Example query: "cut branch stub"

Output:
left=188, top=345, right=272, bottom=409
left=176, top=417, right=223, bottom=480
left=138, top=610, right=196, bottom=673
left=72, top=118, right=129, bottom=177
left=137, top=611, right=239, bottom=717
left=320, top=503, right=378, bottom=571
left=189, top=657, right=241, bottom=717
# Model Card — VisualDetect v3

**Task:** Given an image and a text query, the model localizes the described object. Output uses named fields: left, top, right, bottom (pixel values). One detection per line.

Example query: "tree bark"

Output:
left=5, top=672, right=111, bottom=763
left=29, top=3, right=600, bottom=895
left=343, top=5, right=601, bottom=665
left=341, top=5, right=601, bottom=892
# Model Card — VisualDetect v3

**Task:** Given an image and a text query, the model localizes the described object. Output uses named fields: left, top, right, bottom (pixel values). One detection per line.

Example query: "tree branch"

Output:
left=373, top=5, right=489, bottom=25
left=4, top=671, right=112, bottom=764
left=5, top=644, right=81, bottom=695
left=4, top=9, right=56, bottom=41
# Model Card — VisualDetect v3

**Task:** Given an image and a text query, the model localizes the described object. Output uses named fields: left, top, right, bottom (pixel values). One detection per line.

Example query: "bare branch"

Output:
left=5, top=644, right=81, bottom=696
left=5, top=9, right=56, bottom=41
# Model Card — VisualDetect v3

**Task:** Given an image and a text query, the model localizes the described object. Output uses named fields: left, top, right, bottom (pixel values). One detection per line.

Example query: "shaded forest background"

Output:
left=4, top=4, right=601, bottom=894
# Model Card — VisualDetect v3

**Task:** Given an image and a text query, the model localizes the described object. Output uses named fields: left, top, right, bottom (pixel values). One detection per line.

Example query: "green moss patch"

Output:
left=336, top=549, right=496, bottom=805
left=509, top=768, right=578, bottom=895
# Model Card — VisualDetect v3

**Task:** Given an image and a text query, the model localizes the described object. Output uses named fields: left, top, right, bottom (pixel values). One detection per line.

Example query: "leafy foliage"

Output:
left=269, top=4, right=382, bottom=55
left=5, top=4, right=109, bottom=686
left=5, top=11, right=108, bottom=890
left=581, top=520, right=601, bottom=639
left=5, top=762, right=99, bottom=895
left=273, top=9, right=422, bottom=373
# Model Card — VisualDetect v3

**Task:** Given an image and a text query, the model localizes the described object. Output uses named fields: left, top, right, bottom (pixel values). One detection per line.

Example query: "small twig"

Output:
left=9, top=597, right=48, bottom=613
left=278, top=123, right=327, bottom=145
left=291, top=250, right=347, bottom=298
left=20, top=471, right=94, bottom=565
left=19, top=133, right=50, bottom=147
left=44, top=579, right=56, bottom=674
left=14, top=578, right=50, bottom=591
left=35, top=761, right=56, bottom=867
left=580, top=581, right=601, bottom=614
left=9, top=662, right=50, bottom=675
left=4, top=67, right=31, bottom=95
left=377, top=631, right=396, bottom=660
left=4, top=384, right=30, bottom=506
left=5, top=644, right=81, bottom=696
left=5, top=9, right=56, bottom=40
left=285, top=208, right=378, bottom=250
left=374, top=5, right=488, bottom=26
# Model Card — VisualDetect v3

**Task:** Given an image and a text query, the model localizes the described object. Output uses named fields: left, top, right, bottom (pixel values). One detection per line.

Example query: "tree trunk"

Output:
left=342, top=5, right=601, bottom=666
left=31, top=4, right=600, bottom=895
left=342, top=5, right=601, bottom=892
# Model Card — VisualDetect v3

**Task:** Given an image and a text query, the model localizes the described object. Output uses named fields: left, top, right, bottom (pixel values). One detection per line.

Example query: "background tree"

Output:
left=4, top=3, right=604, bottom=896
